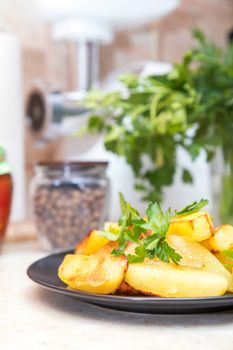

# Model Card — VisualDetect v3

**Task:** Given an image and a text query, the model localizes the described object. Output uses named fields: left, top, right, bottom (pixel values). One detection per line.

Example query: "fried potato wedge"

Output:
left=167, top=234, right=233, bottom=292
left=117, top=281, right=141, bottom=295
left=95, top=241, right=119, bottom=256
left=209, top=225, right=233, bottom=252
left=201, top=239, right=213, bottom=251
left=58, top=254, right=128, bottom=294
left=75, top=223, right=120, bottom=255
left=168, top=211, right=214, bottom=242
left=75, top=230, right=109, bottom=255
left=125, top=262, right=228, bottom=297
left=75, top=234, right=90, bottom=254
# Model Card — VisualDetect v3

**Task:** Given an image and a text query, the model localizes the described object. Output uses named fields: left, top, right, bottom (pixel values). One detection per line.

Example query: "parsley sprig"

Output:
left=98, top=193, right=182, bottom=264
left=175, top=199, right=208, bottom=216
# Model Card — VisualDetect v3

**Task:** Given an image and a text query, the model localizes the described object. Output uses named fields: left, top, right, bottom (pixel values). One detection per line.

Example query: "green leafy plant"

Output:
left=83, top=29, right=233, bottom=210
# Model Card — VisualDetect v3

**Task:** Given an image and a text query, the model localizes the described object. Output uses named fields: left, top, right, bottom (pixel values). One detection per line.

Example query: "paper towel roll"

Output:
left=0, top=31, right=25, bottom=221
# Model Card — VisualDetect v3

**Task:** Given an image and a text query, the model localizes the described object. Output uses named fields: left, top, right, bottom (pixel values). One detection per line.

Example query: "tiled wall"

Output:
left=100, top=0, right=233, bottom=78
left=1, top=0, right=232, bottom=99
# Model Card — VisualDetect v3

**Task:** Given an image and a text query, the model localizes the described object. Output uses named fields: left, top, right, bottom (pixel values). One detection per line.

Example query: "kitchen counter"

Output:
left=1, top=240, right=233, bottom=350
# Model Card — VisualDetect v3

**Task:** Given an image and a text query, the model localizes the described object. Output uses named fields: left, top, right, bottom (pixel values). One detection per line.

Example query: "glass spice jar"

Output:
left=0, top=147, right=13, bottom=248
left=31, top=161, right=109, bottom=251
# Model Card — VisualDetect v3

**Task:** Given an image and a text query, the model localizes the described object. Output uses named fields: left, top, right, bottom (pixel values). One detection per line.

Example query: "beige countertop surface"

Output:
left=1, top=240, right=233, bottom=350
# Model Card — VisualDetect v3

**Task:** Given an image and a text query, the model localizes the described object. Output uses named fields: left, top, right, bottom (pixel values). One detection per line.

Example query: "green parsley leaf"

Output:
left=118, top=192, right=140, bottom=226
left=140, top=235, right=181, bottom=264
left=127, top=254, right=145, bottom=263
left=217, top=250, right=233, bottom=267
left=222, top=250, right=233, bottom=260
left=95, top=230, right=120, bottom=241
left=119, top=192, right=127, bottom=214
left=155, top=240, right=182, bottom=264
left=175, top=199, right=209, bottom=216
left=143, top=234, right=160, bottom=251
left=111, top=248, right=125, bottom=256
left=137, top=202, right=171, bottom=238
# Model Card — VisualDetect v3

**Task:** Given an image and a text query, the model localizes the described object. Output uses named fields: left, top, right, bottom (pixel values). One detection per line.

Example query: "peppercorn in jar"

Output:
left=31, top=161, right=109, bottom=251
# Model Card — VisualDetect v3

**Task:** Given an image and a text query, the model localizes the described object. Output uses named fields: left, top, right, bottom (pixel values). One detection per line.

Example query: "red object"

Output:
left=0, top=173, right=13, bottom=245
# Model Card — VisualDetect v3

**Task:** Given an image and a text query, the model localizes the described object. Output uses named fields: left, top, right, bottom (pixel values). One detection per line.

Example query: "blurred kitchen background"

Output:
left=0, top=0, right=233, bottom=229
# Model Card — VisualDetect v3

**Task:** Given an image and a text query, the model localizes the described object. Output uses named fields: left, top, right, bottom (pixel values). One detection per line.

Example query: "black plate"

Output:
left=27, top=250, right=233, bottom=314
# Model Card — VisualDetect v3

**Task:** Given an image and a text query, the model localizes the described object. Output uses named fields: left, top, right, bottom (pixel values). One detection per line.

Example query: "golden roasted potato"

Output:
left=167, top=234, right=233, bottom=292
left=124, top=235, right=233, bottom=293
left=209, top=225, right=233, bottom=252
left=95, top=242, right=140, bottom=295
left=168, top=211, right=214, bottom=242
left=125, top=261, right=228, bottom=297
left=75, top=234, right=90, bottom=254
left=201, top=239, right=213, bottom=251
left=117, top=281, right=141, bottom=295
left=75, top=222, right=119, bottom=255
left=95, top=241, right=119, bottom=256
left=58, top=254, right=128, bottom=294
left=75, top=230, right=109, bottom=255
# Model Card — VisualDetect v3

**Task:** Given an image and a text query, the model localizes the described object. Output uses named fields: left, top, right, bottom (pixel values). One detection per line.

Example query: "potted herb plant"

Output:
left=82, top=30, right=233, bottom=223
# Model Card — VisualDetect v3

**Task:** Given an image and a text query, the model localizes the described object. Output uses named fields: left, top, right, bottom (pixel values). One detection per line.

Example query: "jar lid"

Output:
left=36, top=161, right=108, bottom=171
left=0, top=146, right=11, bottom=175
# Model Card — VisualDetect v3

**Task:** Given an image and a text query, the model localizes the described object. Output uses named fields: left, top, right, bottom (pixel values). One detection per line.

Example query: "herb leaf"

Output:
left=135, top=203, right=171, bottom=238
left=119, top=192, right=128, bottom=215
left=222, top=250, right=233, bottom=260
left=127, top=254, right=145, bottom=263
left=95, top=230, right=120, bottom=241
left=152, top=240, right=182, bottom=264
left=100, top=193, right=182, bottom=264
left=140, top=234, right=181, bottom=264
left=175, top=199, right=209, bottom=216
left=110, top=193, right=143, bottom=256
left=147, top=202, right=171, bottom=236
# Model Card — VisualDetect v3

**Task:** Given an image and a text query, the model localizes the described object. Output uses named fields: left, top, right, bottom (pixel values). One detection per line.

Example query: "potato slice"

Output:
left=95, top=241, right=119, bottom=256
left=75, top=223, right=120, bottom=255
left=201, top=239, right=213, bottom=251
left=167, top=234, right=233, bottom=292
left=125, top=262, right=228, bottom=297
left=75, top=234, right=90, bottom=254
left=75, top=230, right=109, bottom=255
left=125, top=235, right=233, bottom=291
left=209, top=225, right=233, bottom=252
left=168, top=211, right=214, bottom=242
left=117, top=281, right=141, bottom=295
left=58, top=254, right=128, bottom=294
